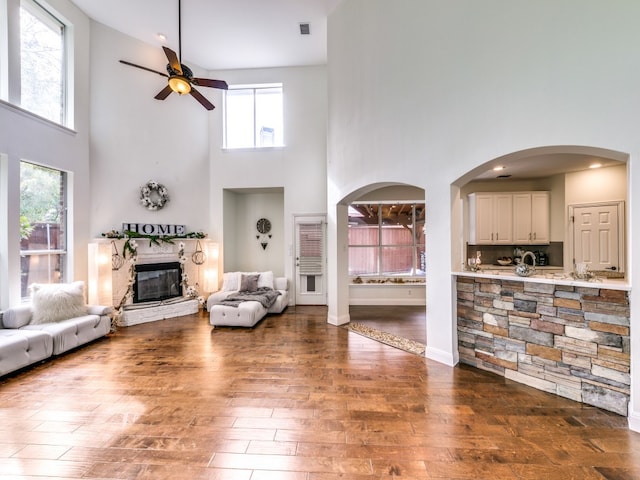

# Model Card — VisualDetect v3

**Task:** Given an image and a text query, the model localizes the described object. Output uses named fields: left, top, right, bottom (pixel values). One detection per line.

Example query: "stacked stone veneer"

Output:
left=456, top=276, right=630, bottom=416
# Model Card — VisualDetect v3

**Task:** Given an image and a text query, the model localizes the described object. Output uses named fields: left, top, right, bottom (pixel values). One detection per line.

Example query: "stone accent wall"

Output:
left=456, top=276, right=630, bottom=416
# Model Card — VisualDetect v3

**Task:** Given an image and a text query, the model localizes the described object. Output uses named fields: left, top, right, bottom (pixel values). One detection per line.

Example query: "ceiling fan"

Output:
left=119, top=0, right=227, bottom=110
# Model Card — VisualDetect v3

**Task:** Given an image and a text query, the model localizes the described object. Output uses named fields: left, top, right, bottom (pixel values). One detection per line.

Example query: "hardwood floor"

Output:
left=1, top=305, right=639, bottom=479
left=349, top=306, right=426, bottom=345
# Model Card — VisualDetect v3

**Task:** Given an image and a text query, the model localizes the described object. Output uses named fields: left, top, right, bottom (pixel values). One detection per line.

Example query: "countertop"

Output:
left=454, top=268, right=630, bottom=291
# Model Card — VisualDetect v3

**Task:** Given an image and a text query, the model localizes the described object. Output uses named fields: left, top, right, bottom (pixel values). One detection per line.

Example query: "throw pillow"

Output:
left=221, top=272, right=240, bottom=292
left=239, top=274, right=259, bottom=292
left=274, top=277, right=288, bottom=291
left=243, top=271, right=274, bottom=289
left=257, top=271, right=274, bottom=290
left=30, top=281, right=88, bottom=325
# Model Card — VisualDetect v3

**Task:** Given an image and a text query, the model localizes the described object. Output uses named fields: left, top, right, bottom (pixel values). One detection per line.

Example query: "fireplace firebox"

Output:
left=133, top=262, right=182, bottom=303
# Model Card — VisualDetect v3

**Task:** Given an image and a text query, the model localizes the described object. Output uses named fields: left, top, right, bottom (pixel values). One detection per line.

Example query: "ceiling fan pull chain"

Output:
left=178, top=0, right=182, bottom=61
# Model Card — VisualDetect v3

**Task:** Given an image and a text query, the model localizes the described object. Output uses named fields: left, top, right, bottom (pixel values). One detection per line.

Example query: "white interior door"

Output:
left=294, top=216, right=327, bottom=305
left=571, top=203, right=622, bottom=272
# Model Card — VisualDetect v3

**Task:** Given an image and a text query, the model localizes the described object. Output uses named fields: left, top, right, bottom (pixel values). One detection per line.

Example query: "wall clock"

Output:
left=256, top=218, right=272, bottom=234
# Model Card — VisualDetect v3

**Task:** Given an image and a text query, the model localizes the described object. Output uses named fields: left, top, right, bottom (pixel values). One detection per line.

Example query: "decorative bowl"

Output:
left=497, top=258, right=512, bottom=266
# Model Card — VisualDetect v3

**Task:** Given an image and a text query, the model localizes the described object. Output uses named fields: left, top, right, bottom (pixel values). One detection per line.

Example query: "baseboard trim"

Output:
left=425, top=346, right=458, bottom=367
left=349, top=299, right=426, bottom=306
left=327, top=312, right=350, bottom=326
left=628, top=411, right=640, bottom=432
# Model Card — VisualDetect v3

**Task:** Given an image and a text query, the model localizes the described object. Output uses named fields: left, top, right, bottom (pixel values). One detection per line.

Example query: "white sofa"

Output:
left=0, top=282, right=112, bottom=377
left=207, top=271, right=289, bottom=327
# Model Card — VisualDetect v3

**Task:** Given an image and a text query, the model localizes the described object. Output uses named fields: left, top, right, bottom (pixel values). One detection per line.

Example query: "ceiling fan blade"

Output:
left=190, top=87, right=215, bottom=110
left=192, top=78, right=228, bottom=90
left=119, top=60, right=168, bottom=77
left=154, top=85, right=173, bottom=100
left=163, top=46, right=182, bottom=75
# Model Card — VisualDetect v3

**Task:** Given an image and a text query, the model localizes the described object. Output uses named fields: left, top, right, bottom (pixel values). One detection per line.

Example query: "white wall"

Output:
left=327, top=0, right=640, bottom=425
left=88, top=22, right=211, bottom=237
left=86, top=26, right=327, bottom=293
left=0, top=0, right=91, bottom=307
left=208, top=66, right=327, bottom=287
left=565, top=164, right=627, bottom=206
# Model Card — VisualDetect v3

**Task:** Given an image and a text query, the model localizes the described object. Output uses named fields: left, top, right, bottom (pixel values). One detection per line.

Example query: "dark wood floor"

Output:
left=1, top=305, right=639, bottom=479
left=349, top=305, right=426, bottom=345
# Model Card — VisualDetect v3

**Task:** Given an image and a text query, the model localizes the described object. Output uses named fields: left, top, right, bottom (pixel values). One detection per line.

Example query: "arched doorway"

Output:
left=340, top=183, right=427, bottom=353
left=450, top=145, right=631, bottom=416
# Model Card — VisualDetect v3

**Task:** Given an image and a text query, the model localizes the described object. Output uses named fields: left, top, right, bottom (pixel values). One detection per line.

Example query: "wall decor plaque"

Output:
left=122, top=223, right=186, bottom=236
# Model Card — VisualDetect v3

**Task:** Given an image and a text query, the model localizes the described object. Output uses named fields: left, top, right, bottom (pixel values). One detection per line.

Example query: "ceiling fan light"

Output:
left=168, top=76, right=191, bottom=95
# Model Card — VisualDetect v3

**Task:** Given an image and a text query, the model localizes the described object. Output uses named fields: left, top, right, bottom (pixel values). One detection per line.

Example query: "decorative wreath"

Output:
left=140, top=180, right=169, bottom=211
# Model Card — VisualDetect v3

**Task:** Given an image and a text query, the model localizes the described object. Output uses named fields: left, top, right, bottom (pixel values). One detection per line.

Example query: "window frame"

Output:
left=348, top=202, right=425, bottom=278
left=223, top=83, right=284, bottom=149
left=1, top=0, right=69, bottom=127
left=19, top=160, right=69, bottom=300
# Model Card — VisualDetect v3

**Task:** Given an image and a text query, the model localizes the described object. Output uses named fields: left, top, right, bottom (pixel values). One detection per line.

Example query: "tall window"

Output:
left=20, top=162, right=67, bottom=299
left=224, top=84, right=283, bottom=149
left=20, top=0, right=65, bottom=124
left=348, top=203, right=425, bottom=277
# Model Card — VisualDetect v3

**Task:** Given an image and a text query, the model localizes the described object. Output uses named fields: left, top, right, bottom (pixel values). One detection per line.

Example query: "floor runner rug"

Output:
left=341, top=322, right=426, bottom=356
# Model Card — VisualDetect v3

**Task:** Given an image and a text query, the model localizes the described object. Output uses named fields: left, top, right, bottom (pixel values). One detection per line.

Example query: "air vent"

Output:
left=299, top=23, right=310, bottom=35
left=496, top=174, right=512, bottom=178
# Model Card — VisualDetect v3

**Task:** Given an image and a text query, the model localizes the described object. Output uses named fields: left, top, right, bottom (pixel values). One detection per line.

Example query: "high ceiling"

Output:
left=70, top=0, right=343, bottom=70
left=70, top=1, right=627, bottom=182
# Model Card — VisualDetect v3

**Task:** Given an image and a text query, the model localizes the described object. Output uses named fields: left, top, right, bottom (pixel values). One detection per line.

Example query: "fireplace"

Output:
left=133, top=262, right=182, bottom=304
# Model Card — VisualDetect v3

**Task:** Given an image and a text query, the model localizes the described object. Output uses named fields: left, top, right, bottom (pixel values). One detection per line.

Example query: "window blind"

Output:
left=298, top=222, right=323, bottom=275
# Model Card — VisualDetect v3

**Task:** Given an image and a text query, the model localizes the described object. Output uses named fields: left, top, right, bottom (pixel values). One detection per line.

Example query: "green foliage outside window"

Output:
left=20, top=162, right=62, bottom=238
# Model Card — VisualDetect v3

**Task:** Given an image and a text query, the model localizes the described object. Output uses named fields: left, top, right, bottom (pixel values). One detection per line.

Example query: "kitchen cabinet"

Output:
left=468, top=193, right=513, bottom=244
left=513, top=192, right=550, bottom=244
left=469, top=191, right=549, bottom=245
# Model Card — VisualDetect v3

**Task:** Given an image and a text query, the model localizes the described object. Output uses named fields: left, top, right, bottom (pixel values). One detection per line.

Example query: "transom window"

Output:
left=348, top=203, right=425, bottom=277
left=0, top=0, right=67, bottom=125
left=223, top=84, right=284, bottom=149
left=20, top=161, right=68, bottom=300
left=20, top=0, right=65, bottom=123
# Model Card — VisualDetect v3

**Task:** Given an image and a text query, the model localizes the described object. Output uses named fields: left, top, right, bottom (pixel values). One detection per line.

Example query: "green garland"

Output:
left=102, top=229, right=207, bottom=259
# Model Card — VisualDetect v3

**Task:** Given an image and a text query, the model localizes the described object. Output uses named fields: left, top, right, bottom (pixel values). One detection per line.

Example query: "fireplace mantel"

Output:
left=88, top=238, right=219, bottom=325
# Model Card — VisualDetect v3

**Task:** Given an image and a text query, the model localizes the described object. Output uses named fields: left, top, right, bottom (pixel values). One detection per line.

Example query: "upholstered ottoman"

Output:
left=0, top=330, right=53, bottom=376
left=210, top=302, right=267, bottom=328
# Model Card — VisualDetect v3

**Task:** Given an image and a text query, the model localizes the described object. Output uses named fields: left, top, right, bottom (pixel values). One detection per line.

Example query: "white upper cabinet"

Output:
left=513, top=192, right=550, bottom=244
left=469, top=192, right=549, bottom=245
left=468, top=193, right=513, bottom=244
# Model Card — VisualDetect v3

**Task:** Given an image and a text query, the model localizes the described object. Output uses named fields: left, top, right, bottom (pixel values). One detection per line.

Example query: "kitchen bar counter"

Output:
left=454, top=270, right=631, bottom=416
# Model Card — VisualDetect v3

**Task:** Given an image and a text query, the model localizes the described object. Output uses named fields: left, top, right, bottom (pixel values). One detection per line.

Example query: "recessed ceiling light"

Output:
left=492, top=166, right=506, bottom=171
left=589, top=163, right=602, bottom=169
left=157, top=33, right=167, bottom=42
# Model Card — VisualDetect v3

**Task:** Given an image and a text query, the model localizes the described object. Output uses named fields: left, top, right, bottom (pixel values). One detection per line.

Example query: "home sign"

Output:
left=122, top=223, right=186, bottom=236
